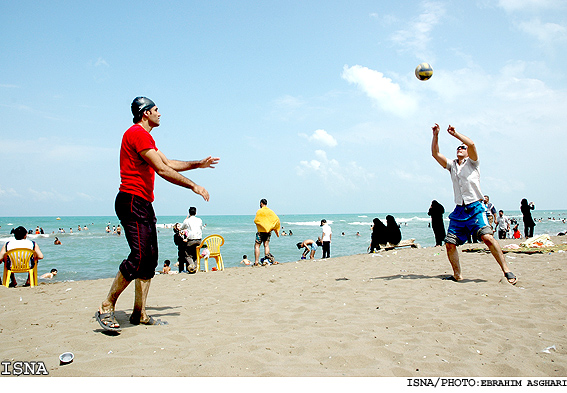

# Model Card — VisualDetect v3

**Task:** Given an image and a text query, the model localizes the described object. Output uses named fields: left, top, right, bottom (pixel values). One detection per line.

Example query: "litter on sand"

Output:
left=541, top=345, right=556, bottom=354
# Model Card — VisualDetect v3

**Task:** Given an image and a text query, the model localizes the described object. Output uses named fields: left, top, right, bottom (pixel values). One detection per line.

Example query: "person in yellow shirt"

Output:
left=253, top=199, right=280, bottom=266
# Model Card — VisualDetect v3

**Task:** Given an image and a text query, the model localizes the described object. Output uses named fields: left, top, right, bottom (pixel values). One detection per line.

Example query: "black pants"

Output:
left=177, top=245, right=190, bottom=272
left=498, top=229, right=507, bottom=239
left=115, top=192, right=158, bottom=281
left=524, top=225, right=534, bottom=238
left=322, top=241, right=331, bottom=258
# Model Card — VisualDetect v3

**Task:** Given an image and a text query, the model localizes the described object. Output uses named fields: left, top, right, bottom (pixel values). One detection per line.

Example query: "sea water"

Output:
left=1, top=211, right=566, bottom=283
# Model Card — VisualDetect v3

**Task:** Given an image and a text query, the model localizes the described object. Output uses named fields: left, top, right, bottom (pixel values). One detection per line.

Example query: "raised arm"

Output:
left=140, top=149, right=211, bottom=201
left=447, top=125, right=478, bottom=161
left=431, top=123, right=449, bottom=168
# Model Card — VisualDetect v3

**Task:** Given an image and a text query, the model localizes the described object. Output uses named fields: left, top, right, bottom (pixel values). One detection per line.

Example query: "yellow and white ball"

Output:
left=415, top=62, right=433, bottom=81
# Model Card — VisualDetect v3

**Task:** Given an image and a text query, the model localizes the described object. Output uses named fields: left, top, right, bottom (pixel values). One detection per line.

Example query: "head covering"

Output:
left=131, top=97, right=156, bottom=123
left=385, top=215, right=402, bottom=245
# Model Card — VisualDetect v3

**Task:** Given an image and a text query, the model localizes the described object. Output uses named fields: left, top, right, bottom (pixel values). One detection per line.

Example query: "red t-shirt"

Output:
left=119, top=124, right=157, bottom=202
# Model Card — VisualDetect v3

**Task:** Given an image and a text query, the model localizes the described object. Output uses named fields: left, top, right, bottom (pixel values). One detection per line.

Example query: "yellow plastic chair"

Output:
left=2, top=248, right=37, bottom=288
left=196, top=235, right=225, bottom=272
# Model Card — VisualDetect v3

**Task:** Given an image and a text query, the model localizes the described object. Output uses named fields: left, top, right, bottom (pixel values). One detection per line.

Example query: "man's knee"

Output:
left=477, top=225, right=493, bottom=238
left=480, top=230, right=496, bottom=243
left=445, top=242, right=457, bottom=251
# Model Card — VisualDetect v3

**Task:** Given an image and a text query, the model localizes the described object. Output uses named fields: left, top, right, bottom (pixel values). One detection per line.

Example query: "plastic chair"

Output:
left=2, top=248, right=37, bottom=288
left=196, top=235, right=225, bottom=272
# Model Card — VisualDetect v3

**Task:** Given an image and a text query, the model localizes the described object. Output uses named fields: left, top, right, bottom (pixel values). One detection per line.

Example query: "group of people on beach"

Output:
left=93, top=97, right=522, bottom=333
left=171, top=206, right=205, bottom=274
left=428, top=196, right=537, bottom=245
left=294, top=218, right=333, bottom=261
left=105, top=224, right=122, bottom=235
left=368, top=215, right=402, bottom=253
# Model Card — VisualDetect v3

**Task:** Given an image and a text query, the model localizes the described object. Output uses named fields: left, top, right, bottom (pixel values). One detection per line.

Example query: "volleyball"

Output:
left=415, top=62, right=433, bottom=81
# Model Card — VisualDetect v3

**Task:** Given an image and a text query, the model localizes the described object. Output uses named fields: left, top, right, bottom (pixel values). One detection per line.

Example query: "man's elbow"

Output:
left=155, top=166, right=172, bottom=178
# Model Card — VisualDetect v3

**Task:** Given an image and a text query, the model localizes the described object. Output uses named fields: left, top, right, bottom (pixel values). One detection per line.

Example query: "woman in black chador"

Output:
left=370, top=218, right=388, bottom=253
left=385, top=215, right=402, bottom=245
left=369, top=218, right=387, bottom=252
left=520, top=198, right=536, bottom=238
left=428, top=200, right=446, bottom=246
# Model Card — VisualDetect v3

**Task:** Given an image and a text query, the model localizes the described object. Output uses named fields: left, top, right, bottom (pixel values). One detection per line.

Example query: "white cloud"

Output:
left=498, top=0, right=565, bottom=12
left=516, top=18, right=567, bottom=44
left=297, top=150, right=374, bottom=192
left=94, top=57, right=109, bottom=67
left=27, top=188, right=72, bottom=203
left=301, top=129, right=338, bottom=147
left=389, top=1, right=445, bottom=59
left=274, top=94, right=304, bottom=109
left=1, top=138, right=114, bottom=164
left=0, top=186, right=19, bottom=198
left=342, top=65, right=418, bottom=117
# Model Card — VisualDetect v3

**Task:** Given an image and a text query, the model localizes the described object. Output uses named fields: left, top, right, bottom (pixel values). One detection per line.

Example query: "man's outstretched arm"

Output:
left=157, top=152, right=220, bottom=172
left=140, top=149, right=212, bottom=201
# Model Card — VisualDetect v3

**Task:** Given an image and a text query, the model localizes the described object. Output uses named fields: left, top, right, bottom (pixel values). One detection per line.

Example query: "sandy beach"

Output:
left=1, top=236, right=566, bottom=379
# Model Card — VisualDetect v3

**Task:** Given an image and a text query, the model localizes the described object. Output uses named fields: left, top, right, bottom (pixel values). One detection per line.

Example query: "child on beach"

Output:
left=513, top=224, right=521, bottom=239
left=200, top=244, right=210, bottom=260
left=240, top=255, right=252, bottom=265
left=297, top=239, right=321, bottom=260
left=161, top=260, right=171, bottom=274
left=41, top=269, right=58, bottom=279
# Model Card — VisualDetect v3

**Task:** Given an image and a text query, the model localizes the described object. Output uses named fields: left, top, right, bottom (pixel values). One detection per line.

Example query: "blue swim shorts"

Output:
left=445, top=201, right=493, bottom=246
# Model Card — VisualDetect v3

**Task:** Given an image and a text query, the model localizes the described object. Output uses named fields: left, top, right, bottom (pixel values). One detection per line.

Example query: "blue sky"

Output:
left=1, top=0, right=566, bottom=217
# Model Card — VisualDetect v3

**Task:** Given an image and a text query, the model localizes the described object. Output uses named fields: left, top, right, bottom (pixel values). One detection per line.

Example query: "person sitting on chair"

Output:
left=0, top=226, right=44, bottom=287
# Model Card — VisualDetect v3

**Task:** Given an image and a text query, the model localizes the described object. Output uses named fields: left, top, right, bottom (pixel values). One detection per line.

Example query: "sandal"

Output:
left=504, top=272, right=517, bottom=285
left=95, top=310, right=121, bottom=332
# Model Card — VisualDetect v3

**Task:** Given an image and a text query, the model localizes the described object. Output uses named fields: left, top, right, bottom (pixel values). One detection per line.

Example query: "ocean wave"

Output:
left=348, top=221, right=373, bottom=226
left=283, top=220, right=333, bottom=226
left=157, top=223, right=176, bottom=229
left=27, top=234, right=50, bottom=239
left=396, top=216, right=430, bottom=223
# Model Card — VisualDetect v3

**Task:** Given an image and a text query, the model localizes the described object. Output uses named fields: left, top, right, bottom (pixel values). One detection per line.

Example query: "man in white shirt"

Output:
left=180, top=206, right=203, bottom=273
left=495, top=210, right=510, bottom=240
left=0, top=226, right=44, bottom=287
left=320, top=219, right=332, bottom=259
left=431, top=123, right=516, bottom=284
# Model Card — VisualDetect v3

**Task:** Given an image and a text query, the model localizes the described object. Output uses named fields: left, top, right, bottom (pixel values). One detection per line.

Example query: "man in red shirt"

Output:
left=96, top=97, right=219, bottom=332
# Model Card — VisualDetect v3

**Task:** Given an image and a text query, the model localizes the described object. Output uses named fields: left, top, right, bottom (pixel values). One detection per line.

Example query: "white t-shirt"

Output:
left=446, top=158, right=483, bottom=205
left=180, top=216, right=203, bottom=240
left=321, top=224, right=332, bottom=242
left=496, top=215, right=510, bottom=232
left=6, top=238, right=34, bottom=251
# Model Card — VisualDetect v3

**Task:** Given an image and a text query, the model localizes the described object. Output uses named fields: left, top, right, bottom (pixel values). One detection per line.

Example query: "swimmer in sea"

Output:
left=41, top=269, right=58, bottom=279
